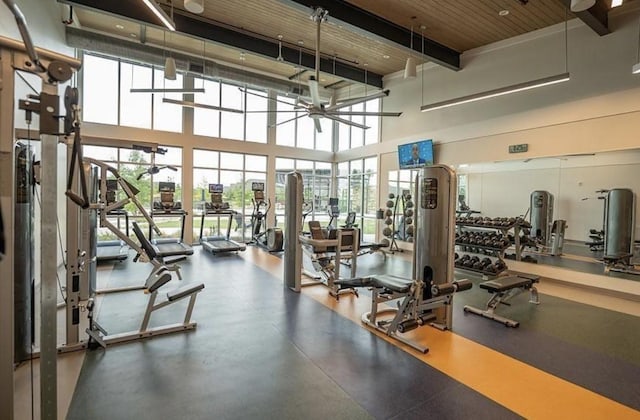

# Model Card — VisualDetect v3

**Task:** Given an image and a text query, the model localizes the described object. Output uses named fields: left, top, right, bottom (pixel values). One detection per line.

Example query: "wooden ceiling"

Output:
left=66, top=0, right=624, bottom=88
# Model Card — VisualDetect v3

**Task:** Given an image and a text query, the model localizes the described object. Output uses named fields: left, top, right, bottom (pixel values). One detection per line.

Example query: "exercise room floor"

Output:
left=57, top=247, right=640, bottom=419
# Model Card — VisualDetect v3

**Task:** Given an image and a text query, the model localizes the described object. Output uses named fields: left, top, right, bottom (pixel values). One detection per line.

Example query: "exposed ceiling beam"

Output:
left=59, top=0, right=383, bottom=87
left=561, top=0, right=610, bottom=36
left=277, top=0, right=460, bottom=71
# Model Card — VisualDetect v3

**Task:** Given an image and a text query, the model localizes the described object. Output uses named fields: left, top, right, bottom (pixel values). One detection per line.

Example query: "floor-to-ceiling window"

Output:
left=83, top=53, right=183, bottom=133
left=193, top=149, right=267, bottom=243
left=274, top=158, right=332, bottom=230
left=275, top=94, right=333, bottom=151
left=337, top=98, right=380, bottom=151
left=337, top=156, right=378, bottom=241
left=83, top=144, right=183, bottom=240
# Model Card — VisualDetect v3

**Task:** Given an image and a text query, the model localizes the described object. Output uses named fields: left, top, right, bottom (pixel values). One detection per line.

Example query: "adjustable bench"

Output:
left=336, top=275, right=472, bottom=353
left=463, top=274, right=540, bottom=327
left=132, top=221, right=186, bottom=280
left=87, top=268, right=205, bottom=348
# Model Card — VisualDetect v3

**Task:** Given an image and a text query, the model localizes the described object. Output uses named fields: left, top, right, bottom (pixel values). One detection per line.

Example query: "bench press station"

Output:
left=463, top=274, right=540, bottom=327
left=86, top=221, right=205, bottom=348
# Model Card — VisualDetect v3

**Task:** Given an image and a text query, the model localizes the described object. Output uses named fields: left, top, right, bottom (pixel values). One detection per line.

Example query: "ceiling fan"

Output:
left=244, top=7, right=402, bottom=133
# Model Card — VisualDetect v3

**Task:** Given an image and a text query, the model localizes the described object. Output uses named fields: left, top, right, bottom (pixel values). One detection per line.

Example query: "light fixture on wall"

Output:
left=611, top=0, right=623, bottom=7
left=570, top=0, right=595, bottom=12
left=141, top=0, right=175, bottom=31
left=403, top=17, right=417, bottom=79
left=184, top=0, right=204, bottom=14
left=421, top=6, right=571, bottom=112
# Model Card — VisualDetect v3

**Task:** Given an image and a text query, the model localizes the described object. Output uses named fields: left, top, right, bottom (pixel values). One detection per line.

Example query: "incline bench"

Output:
left=85, top=222, right=205, bottom=348
left=463, top=274, right=540, bottom=327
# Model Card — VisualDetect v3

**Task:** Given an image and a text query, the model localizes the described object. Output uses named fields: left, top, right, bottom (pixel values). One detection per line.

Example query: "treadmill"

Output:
left=200, top=183, right=246, bottom=254
left=97, top=179, right=129, bottom=262
left=150, top=181, right=194, bottom=257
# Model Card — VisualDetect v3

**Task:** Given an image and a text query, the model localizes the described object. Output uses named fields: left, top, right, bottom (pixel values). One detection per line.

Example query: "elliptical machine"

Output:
left=250, top=182, right=284, bottom=252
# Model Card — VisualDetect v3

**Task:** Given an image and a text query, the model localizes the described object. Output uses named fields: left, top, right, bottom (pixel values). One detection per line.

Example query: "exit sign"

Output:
left=509, top=144, right=528, bottom=153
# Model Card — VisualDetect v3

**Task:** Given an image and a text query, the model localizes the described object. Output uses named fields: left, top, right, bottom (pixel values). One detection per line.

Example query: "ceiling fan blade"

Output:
left=313, top=118, right=322, bottom=133
left=327, top=111, right=402, bottom=117
left=244, top=110, right=301, bottom=113
left=324, top=114, right=370, bottom=130
left=326, top=89, right=390, bottom=112
left=239, top=87, right=298, bottom=108
left=270, top=114, right=305, bottom=127
left=308, top=76, right=322, bottom=108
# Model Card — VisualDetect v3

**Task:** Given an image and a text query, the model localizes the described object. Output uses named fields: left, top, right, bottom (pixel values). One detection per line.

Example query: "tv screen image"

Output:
left=208, top=183, right=224, bottom=193
left=397, top=139, right=434, bottom=169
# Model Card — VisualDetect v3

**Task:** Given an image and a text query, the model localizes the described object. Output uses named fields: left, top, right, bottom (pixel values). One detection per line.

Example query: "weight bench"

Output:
left=86, top=265, right=205, bottom=348
left=463, top=274, right=540, bottom=327
left=336, top=275, right=472, bottom=353
left=132, top=221, right=185, bottom=281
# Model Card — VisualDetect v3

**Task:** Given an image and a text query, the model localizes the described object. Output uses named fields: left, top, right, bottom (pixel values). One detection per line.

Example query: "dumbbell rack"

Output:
left=454, top=218, right=529, bottom=278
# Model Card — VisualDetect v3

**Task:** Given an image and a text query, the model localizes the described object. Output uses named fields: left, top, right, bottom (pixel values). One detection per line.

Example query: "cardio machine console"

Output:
left=206, top=183, right=230, bottom=210
left=252, top=182, right=265, bottom=202
left=154, top=181, right=182, bottom=211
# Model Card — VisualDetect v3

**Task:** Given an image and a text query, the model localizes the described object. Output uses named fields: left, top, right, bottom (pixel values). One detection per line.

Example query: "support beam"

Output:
left=561, top=0, right=610, bottom=36
left=277, top=0, right=460, bottom=70
left=60, top=0, right=384, bottom=87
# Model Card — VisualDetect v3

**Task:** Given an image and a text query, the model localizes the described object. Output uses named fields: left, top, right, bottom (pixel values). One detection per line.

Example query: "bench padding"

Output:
left=167, top=283, right=205, bottom=301
left=480, top=275, right=539, bottom=293
left=336, top=274, right=413, bottom=293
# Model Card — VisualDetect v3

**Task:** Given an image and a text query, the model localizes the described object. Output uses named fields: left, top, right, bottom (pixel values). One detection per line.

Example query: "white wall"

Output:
left=370, top=7, right=640, bottom=248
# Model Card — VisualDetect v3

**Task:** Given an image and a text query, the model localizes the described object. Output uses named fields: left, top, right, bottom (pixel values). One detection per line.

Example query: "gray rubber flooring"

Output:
left=68, top=250, right=520, bottom=420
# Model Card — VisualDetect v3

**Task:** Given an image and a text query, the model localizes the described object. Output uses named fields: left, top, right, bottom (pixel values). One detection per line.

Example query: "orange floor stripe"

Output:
left=243, top=248, right=640, bottom=418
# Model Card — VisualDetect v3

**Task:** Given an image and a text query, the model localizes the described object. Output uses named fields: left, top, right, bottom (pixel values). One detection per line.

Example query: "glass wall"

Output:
left=192, top=79, right=268, bottom=143
left=83, top=53, right=183, bottom=133
left=274, top=158, right=332, bottom=230
left=337, top=157, right=378, bottom=241
left=193, top=149, right=267, bottom=243
left=83, top=145, right=183, bottom=241
left=337, top=98, right=380, bottom=151
left=275, top=94, right=333, bottom=151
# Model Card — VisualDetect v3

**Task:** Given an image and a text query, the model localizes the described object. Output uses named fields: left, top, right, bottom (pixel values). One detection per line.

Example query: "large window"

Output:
left=83, top=145, right=183, bottom=240
left=337, top=98, right=380, bottom=151
left=274, top=158, right=332, bottom=230
left=275, top=94, right=333, bottom=151
left=82, top=53, right=183, bottom=133
left=337, top=157, right=378, bottom=241
left=193, top=150, right=267, bottom=242
left=193, top=78, right=268, bottom=143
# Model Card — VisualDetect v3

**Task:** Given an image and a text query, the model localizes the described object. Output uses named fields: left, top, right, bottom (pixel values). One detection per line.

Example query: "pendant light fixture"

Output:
left=570, top=0, right=595, bottom=12
left=164, top=2, right=176, bottom=80
left=403, top=17, right=417, bottom=79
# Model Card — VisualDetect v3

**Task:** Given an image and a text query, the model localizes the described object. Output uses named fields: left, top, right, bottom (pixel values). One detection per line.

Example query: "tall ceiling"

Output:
left=60, top=0, right=625, bottom=90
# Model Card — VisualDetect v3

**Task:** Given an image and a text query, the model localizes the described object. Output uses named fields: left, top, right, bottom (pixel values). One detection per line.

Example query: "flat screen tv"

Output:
left=398, top=139, right=434, bottom=170
left=208, top=183, right=223, bottom=193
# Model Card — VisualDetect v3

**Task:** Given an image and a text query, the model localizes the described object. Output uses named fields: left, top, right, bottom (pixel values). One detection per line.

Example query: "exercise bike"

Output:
left=250, top=182, right=283, bottom=252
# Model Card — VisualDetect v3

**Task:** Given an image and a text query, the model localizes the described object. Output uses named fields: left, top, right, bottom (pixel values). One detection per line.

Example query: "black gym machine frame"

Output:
left=250, top=181, right=283, bottom=252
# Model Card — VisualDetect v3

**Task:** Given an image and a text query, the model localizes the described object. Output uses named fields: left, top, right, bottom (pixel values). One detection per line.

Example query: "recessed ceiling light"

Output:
left=115, top=24, right=124, bottom=29
left=383, top=55, right=390, bottom=59
left=129, top=33, right=137, bottom=38
left=499, top=10, right=509, bottom=16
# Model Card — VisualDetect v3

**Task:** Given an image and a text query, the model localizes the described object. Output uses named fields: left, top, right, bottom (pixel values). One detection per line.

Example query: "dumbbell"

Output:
left=454, top=252, right=460, bottom=260
left=494, top=261, right=506, bottom=271
left=484, top=264, right=497, bottom=274
left=481, top=257, right=492, bottom=267
left=460, top=254, right=471, bottom=263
